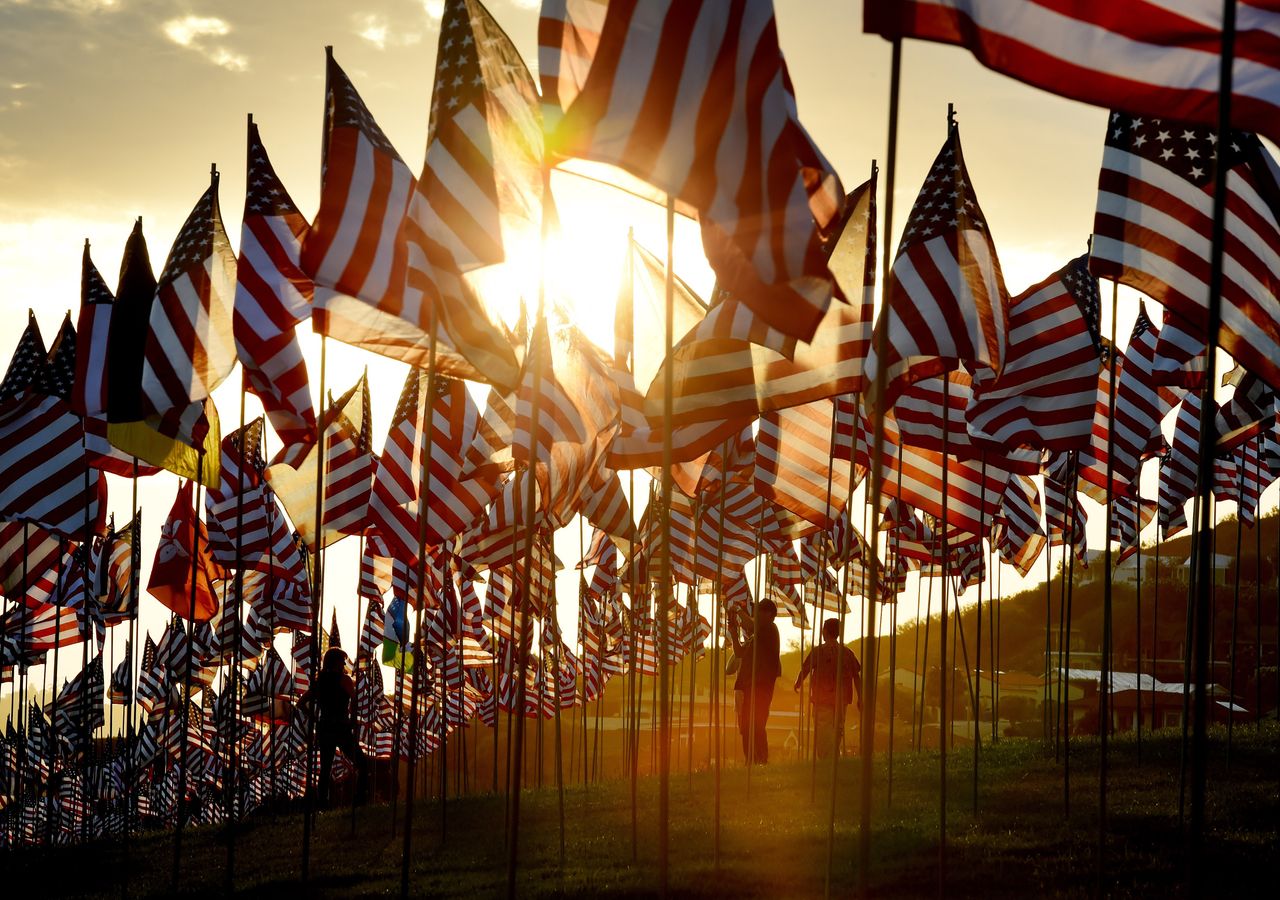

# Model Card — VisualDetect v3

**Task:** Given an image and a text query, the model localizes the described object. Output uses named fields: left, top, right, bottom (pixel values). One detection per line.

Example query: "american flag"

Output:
left=1216, top=368, right=1275, bottom=453
left=754, top=398, right=854, bottom=530
left=369, top=369, right=498, bottom=563
left=1109, top=493, right=1157, bottom=564
left=399, top=0, right=538, bottom=391
left=1092, top=112, right=1280, bottom=390
left=204, top=419, right=271, bottom=567
left=0, top=316, right=105, bottom=539
left=140, top=176, right=238, bottom=431
left=234, top=122, right=317, bottom=468
left=867, top=124, right=1009, bottom=411
left=94, top=513, right=139, bottom=624
left=1158, top=390, right=1205, bottom=540
left=659, top=178, right=877, bottom=427
left=265, top=374, right=374, bottom=550
left=1151, top=306, right=1208, bottom=390
left=994, top=473, right=1045, bottom=577
left=1043, top=452, right=1087, bottom=558
left=0, top=520, right=62, bottom=606
left=967, top=254, right=1101, bottom=451
left=540, top=0, right=845, bottom=342
left=1082, top=306, right=1186, bottom=500
left=72, top=242, right=114, bottom=419
left=864, top=1, right=1280, bottom=148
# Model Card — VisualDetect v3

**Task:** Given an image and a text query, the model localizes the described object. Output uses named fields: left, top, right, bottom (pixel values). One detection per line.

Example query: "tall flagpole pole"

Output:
left=401, top=314, right=438, bottom=900
left=857, top=30, right=901, bottom=894
left=506, top=167, right=553, bottom=900
left=301, top=47, right=334, bottom=882
left=1099, top=280, right=1120, bottom=889
left=224, top=375, right=250, bottom=892
left=657, top=192, right=676, bottom=897
left=1189, top=4, right=1237, bottom=891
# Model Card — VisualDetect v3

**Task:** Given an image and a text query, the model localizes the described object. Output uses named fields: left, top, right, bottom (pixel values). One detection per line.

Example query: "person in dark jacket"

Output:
left=794, top=618, right=861, bottom=759
left=299, top=647, right=370, bottom=807
left=730, top=599, right=781, bottom=764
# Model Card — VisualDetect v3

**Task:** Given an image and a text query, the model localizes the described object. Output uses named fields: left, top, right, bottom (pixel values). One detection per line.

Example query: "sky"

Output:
left=1, top=0, right=1273, bottom=702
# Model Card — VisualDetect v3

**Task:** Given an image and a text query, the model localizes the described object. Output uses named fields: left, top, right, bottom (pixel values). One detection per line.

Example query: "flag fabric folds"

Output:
left=540, top=0, right=845, bottom=342
left=146, top=480, right=226, bottom=622
left=864, top=1, right=1280, bottom=149
left=1091, top=113, right=1280, bottom=392
left=866, top=124, right=1009, bottom=411
left=234, top=122, right=318, bottom=468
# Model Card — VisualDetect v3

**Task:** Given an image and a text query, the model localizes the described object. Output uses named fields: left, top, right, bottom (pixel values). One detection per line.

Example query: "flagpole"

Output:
left=973, top=454, right=986, bottom=813
left=1226, top=458, right=1244, bottom=770
left=299, top=331, right=327, bottom=881
left=710, top=440, right=729, bottom=874
left=1189, top=4, right=1238, bottom=889
left=1061, top=471, right=1079, bottom=817
left=507, top=168, right=552, bottom=898
left=172, top=449, right=205, bottom=890
left=656, top=192, right=677, bottom=897
left=222, top=384, right=251, bottom=890
left=936, top=373, right=952, bottom=900
left=402, top=314, right=438, bottom=900
left=857, top=28, right=901, bottom=891
left=627, top=468, right=639, bottom=862
left=810, top=402, right=840, bottom=803
left=1099, top=280, right=1120, bottom=887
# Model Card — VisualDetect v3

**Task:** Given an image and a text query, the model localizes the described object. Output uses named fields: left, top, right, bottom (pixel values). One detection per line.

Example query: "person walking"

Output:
left=730, top=599, right=781, bottom=764
left=299, top=647, right=371, bottom=807
left=794, top=618, right=861, bottom=759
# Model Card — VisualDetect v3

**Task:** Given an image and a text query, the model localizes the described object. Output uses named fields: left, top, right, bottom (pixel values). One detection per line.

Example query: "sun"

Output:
left=466, top=163, right=715, bottom=360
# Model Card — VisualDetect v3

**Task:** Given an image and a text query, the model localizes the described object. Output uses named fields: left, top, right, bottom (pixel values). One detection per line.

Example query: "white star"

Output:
left=1190, top=166, right=1204, bottom=179
left=1156, top=130, right=1171, bottom=142
left=1160, top=148, right=1175, bottom=161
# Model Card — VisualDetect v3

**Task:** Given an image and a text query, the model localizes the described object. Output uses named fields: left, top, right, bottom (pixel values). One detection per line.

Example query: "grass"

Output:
left=13, top=722, right=1279, bottom=898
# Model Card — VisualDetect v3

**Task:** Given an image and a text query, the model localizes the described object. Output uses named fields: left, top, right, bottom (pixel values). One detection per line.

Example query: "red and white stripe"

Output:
left=967, top=255, right=1100, bottom=451
left=140, top=181, right=238, bottom=423
left=1092, top=115, right=1280, bottom=391
left=865, top=1, right=1280, bottom=148
left=72, top=243, right=114, bottom=419
left=754, top=398, right=852, bottom=530
left=995, top=473, right=1045, bottom=576
left=867, top=127, right=1008, bottom=411
left=234, top=122, right=317, bottom=468
left=540, top=0, right=845, bottom=342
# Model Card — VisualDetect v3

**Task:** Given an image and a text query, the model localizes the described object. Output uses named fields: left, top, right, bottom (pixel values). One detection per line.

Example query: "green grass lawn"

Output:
left=16, top=723, right=1279, bottom=898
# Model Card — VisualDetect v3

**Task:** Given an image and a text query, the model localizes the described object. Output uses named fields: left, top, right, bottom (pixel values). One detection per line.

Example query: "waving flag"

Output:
left=234, top=122, right=317, bottom=468
left=140, top=175, right=237, bottom=432
left=967, top=254, right=1101, bottom=451
left=866, top=124, right=1009, bottom=410
left=73, top=242, right=115, bottom=418
left=1092, top=114, right=1280, bottom=391
left=0, top=315, right=105, bottom=539
left=864, top=1, right=1280, bottom=149
left=266, top=374, right=374, bottom=550
left=654, top=177, right=877, bottom=424
left=105, top=218, right=220, bottom=487
left=147, top=480, right=225, bottom=622
left=540, top=0, right=845, bottom=342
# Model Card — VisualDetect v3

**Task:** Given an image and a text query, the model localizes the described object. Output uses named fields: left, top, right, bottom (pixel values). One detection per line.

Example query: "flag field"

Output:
left=10, top=722, right=1278, bottom=898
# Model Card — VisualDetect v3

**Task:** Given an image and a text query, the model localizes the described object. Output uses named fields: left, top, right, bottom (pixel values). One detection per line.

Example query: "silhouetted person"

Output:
left=731, top=599, right=781, bottom=764
left=299, top=648, right=370, bottom=807
left=794, top=618, right=861, bottom=759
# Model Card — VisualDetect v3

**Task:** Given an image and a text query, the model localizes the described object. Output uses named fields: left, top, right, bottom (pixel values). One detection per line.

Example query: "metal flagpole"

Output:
left=656, top=192, right=677, bottom=896
left=1136, top=511, right=1144, bottom=760
left=507, top=170, right=552, bottom=897
left=810, top=404, right=840, bottom=802
left=937, top=373, right=952, bottom=899
left=172, top=449, right=206, bottom=889
left=855, top=30, right=901, bottom=889
left=224, top=377, right=250, bottom=891
left=401, top=313, right=438, bottom=899
left=1226, top=462, right=1243, bottom=770
left=1099, top=281, right=1120, bottom=885
left=301, top=49, right=334, bottom=880
left=1062, top=474, right=1080, bottom=817
left=710, top=442, right=728, bottom=873
left=1189, top=6, right=1238, bottom=890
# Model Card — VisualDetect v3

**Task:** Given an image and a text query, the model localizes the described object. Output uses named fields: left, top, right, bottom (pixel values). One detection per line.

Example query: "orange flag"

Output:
left=147, top=480, right=226, bottom=621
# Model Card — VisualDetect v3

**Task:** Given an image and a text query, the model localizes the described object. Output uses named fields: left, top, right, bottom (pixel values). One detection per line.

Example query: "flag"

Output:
left=139, top=176, right=236, bottom=440
left=540, top=0, right=845, bottom=341
left=0, top=315, right=106, bottom=539
left=105, top=219, right=220, bottom=487
left=994, top=473, right=1045, bottom=576
left=398, top=0, right=539, bottom=390
left=754, top=397, right=854, bottom=530
left=864, top=0, right=1280, bottom=149
left=146, top=480, right=226, bottom=622
left=265, top=374, right=374, bottom=550
left=234, top=121, right=318, bottom=468
left=966, top=253, right=1102, bottom=451
left=1091, top=114, right=1280, bottom=391
left=204, top=419, right=274, bottom=567
left=652, top=176, right=878, bottom=423
left=95, top=514, right=139, bottom=624
left=0, top=520, right=62, bottom=606
left=72, top=241, right=115, bottom=418
left=369, top=370, right=499, bottom=562
left=108, top=642, right=132, bottom=704
left=866, top=123, right=1009, bottom=410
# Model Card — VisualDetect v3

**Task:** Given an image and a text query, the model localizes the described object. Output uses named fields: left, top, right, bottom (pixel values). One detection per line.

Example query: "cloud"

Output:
left=356, top=14, right=390, bottom=50
left=161, top=14, right=248, bottom=72
left=0, top=0, right=120, bottom=11
left=422, top=0, right=444, bottom=21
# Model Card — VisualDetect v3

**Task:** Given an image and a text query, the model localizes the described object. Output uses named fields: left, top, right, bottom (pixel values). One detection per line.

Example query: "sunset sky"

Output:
left=0, top=1, right=1269, bottom=692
